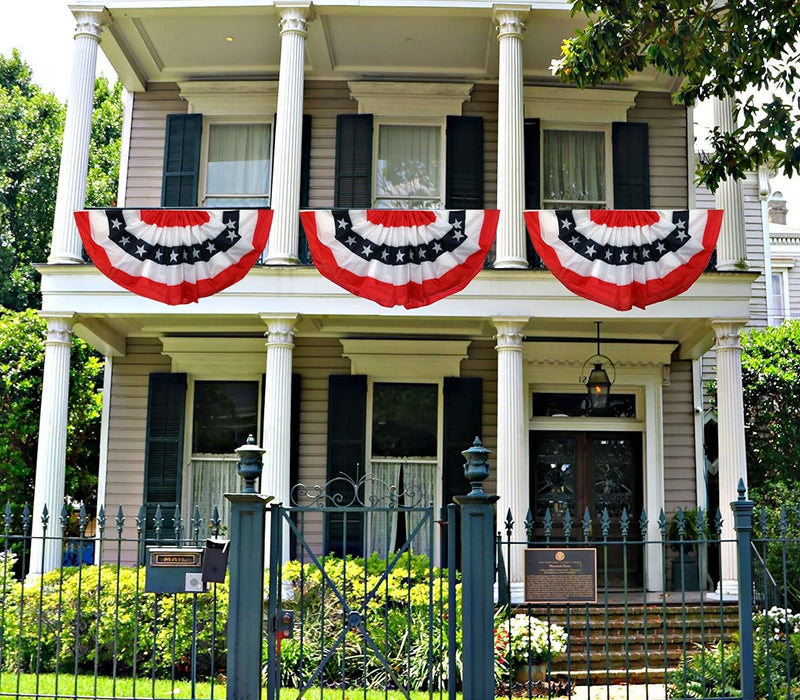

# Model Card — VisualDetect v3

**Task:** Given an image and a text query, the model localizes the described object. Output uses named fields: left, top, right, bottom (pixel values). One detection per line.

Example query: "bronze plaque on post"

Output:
left=524, top=548, right=597, bottom=604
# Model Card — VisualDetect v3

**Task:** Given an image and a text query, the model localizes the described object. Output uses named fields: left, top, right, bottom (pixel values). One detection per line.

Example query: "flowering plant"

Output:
left=494, top=612, right=568, bottom=667
left=754, top=606, right=800, bottom=643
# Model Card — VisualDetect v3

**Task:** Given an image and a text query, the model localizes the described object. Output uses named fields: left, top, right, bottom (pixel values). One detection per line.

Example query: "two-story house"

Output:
left=32, top=0, right=757, bottom=600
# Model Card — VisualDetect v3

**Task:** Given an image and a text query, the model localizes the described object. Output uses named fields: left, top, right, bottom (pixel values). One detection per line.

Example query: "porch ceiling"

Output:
left=89, top=1, right=680, bottom=93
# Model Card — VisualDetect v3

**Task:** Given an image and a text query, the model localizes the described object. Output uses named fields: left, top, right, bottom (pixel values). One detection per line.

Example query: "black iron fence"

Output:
left=2, top=482, right=800, bottom=699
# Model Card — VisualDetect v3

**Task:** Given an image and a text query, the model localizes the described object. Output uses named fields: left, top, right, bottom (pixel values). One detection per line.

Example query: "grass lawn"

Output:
left=0, top=673, right=463, bottom=699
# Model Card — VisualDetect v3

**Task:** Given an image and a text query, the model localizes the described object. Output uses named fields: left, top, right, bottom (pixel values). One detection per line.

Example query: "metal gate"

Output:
left=264, top=474, right=456, bottom=698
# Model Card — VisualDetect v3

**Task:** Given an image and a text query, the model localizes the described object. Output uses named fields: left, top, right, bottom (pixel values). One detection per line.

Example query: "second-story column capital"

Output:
left=261, top=313, right=299, bottom=347
left=72, top=7, right=107, bottom=40
left=492, top=317, right=528, bottom=349
left=276, top=2, right=315, bottom=36
left=493, top=4, right=530, bottom=40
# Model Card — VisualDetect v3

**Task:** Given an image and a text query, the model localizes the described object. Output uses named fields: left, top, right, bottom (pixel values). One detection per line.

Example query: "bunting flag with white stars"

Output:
left=524, top=209, right=723, bottom=311
left=74, top=209, right=273, bottom=305
left=300, top=209, right=498, bottom=308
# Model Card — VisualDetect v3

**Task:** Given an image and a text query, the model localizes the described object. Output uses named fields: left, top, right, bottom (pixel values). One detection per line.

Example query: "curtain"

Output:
left=368, top=457, right=436, bottom=559
left=368, top=459, right=402, bottom=559
left=543, top=130, right=605, bottom=207
left=376, top=125, right=441, bottom=207
left=190, top=456, right=241, bottom=533
left=205, top=123, right=271, bottom=206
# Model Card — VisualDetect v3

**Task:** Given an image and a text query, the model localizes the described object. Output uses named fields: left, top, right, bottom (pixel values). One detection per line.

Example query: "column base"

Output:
left=493, top=257, right=529, bottom=270
left=715, top=259, right=750, bottom=272
left=707, top=579, right=739, bottom=601
left=48, top=253, right=85, bottom=265
left=494, top=581, right=526, bottom=605
left=263, top=254, right=301, bottom=265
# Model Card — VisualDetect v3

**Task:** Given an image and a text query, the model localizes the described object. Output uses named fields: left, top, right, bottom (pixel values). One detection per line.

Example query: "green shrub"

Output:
left=0, top=563, right=227, bottom=679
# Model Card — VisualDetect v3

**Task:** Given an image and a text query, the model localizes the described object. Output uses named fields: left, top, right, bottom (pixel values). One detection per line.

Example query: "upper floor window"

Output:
left=375, top=123, right=443, bottom=209
left=542, top=128, right=609, bottom=209
left=203, top=122, right=271, bottom=207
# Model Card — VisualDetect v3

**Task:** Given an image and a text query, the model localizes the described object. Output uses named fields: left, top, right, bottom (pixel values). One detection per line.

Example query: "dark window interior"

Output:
left=192, top=381, right=259, bottom=453
left=372, top=382, right=437, bottom=457
left=532, top=392, right=636, bottom=418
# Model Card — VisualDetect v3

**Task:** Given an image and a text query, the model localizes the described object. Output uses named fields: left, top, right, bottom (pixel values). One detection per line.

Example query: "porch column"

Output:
left=264, top=3, right=314, bottom=265
left=29, top=314, right=74, bottom=574
left=49, top=9, right=105, bottom=264
left=492, top=5, right=529, bottom=270
left=712, top=97, right=748, bottom=271
left=260, top=314, right=298, bottom=562
left=712, top=320, right=748, bottom=598
left=493, top=317, right=529, bottom=597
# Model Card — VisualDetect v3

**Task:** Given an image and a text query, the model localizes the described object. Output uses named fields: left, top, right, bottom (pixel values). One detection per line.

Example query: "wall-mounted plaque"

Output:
left=524, top=548, right=597, bottom=604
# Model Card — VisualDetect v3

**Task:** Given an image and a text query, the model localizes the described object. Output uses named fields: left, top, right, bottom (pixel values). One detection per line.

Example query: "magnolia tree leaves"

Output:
left=552, top=0, right=800, bottom=191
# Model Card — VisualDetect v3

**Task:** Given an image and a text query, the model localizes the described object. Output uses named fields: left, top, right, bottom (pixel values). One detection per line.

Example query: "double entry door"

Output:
left=530, top=431, right=643, bottom=588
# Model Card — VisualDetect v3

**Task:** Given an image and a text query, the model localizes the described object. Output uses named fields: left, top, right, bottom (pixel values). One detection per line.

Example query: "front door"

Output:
left=529, top=431, right=643, bottom=587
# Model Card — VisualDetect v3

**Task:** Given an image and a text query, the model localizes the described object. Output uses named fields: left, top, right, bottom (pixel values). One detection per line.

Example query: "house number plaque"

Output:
left=523, top=548, right=597, bottom=604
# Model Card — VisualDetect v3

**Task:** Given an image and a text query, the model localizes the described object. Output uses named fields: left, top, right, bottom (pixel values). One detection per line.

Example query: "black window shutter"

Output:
left=300, top=114, right=312, bottom=208
left=143, top=373, right=187, bottom=545
left=442, top=376, right=482, bottom=569
left=524, top=118, right=542, bottom=267
left=612, top=122, right=650, bottom=209
left=445, top=115, right=484, bottom=209
left=325, top=374, right=367, bottom=556
left=334, top=114, right=373, bottom=207
left=161, top=114, right=202, bottom=207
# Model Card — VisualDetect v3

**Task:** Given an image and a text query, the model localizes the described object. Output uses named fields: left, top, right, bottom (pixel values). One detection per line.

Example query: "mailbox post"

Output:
left=226, top=435, right=272, bottom=700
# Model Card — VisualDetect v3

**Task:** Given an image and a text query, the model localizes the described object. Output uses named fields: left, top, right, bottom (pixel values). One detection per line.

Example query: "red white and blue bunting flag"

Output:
left=74, top=209, right=272, bottom=305
left=524, top=209, right=723, bottom=311
left=300, top=209, right=498, bottom=309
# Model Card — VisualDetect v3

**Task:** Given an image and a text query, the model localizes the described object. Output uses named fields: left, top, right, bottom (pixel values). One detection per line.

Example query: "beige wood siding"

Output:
left=124, top=84, right=186, bottom=207
left=101, top=337, right=170, bottom=565
left=628, top=93, right=689, bottom=209
left=662, top=359, right=697, bottom=514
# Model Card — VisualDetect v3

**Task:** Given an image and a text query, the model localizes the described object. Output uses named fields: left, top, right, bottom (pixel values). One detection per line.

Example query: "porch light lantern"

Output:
left=581, top=322, right=616, bottom=413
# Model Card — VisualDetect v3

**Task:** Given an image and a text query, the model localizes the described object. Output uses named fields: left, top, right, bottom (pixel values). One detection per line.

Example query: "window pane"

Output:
left=372, top=383, right=437, bottom=457
left=543, top=130, right=605, bottom=207
left=376, top=125, right=441, bottom=208
left=193, top=381, right=259, bottom=454
left=771, top=272, right=785, bottom=320
left=205, top=123, right=271, bottom=204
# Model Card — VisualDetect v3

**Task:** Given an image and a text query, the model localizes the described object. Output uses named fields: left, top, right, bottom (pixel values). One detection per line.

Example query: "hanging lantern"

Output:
left=581, top=322, right=616, bottom=414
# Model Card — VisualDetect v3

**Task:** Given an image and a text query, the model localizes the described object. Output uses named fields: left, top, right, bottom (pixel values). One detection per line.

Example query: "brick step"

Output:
left=561, top=633, right=736, bottom=650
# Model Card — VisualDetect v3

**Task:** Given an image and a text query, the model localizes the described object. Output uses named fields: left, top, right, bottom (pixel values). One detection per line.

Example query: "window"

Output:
left=771, top=271, right=787, bottom=323
left=202, top=122, right=271, bottom=207
left=542, top=128, right=609, bottom=209
left=369, top=382, right=438, bottom=558
left=375, top=124, right=443, bottom=208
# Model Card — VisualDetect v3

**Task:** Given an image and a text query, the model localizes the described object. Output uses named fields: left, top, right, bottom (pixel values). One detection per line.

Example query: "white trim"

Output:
left=340, top=339, right=470, bottom=379
left=162, top=337, right=267, bottom=376
left=523, top=86, right=637, bottom=123
left=178, top=80, right=279, bottom=117
left=348, top=81, right=473, bottom=118
left=95, top=355, right=113, bottom=556
left=116, top=89, right=133, bottom=207
left=692, top=358, right=707, bottom=508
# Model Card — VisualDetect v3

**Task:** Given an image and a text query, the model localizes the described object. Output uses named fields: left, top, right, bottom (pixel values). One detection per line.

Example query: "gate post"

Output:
left=732, top=478, right=755, bottom=700
left=226, top=436, right=272, bottom=700
left=454, top=438, right=499, bottom=700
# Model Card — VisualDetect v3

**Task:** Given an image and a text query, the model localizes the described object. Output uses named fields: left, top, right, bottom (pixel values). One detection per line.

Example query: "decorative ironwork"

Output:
left=290, top=471, right=432, bottom=509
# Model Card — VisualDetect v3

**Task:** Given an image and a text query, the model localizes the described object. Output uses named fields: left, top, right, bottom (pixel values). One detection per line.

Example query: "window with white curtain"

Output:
left=375, top=124, right=443, bottom=209
left=203, top=123, right=271, bottom=207
left=771, top=271, right=787, bottom=323
left=368, top=382, right=438, bottom=558
left=542, top=129, right=607, bottom=209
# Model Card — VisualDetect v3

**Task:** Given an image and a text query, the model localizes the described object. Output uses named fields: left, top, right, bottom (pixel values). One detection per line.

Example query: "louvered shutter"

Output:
left=161, top=114, right=202, bottom=207
left=612, top=122, right=650, bottom=209
left=524, top=118, right=542, bottom=268
left=334, top=114, right=373, bottom=207
left=445, top=115, right=484, bottom=209
left=325, top=374, right=367, bottom=556
left=143, top=373, right=187, bottom=545
left=442, top=376, right=482, bottom=569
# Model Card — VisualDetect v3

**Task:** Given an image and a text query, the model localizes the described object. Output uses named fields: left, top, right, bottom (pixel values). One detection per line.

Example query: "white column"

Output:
left=493, top=6, right=529, bottom=270
left=712, top=97, right=748, bottom=271
left=265, top=3, right=314, bottom=265
left=711, top=320, right=748, bottom=599
left=29, top=314, right=74, bottom=575
left=49, top=9, right=104, bottom=264
left=493, top=317, right=529, bottom=598
left=260, top=314, right=298, bottom=562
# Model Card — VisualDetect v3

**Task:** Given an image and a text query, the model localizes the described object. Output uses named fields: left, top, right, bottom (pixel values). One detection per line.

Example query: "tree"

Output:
left=551, top=0, right=800, bottom=191
left=0, top=307, right=103, bottom=511
left=739, top=320, right=800, bottom=504
left=0, top=50, right=123, bottom=310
